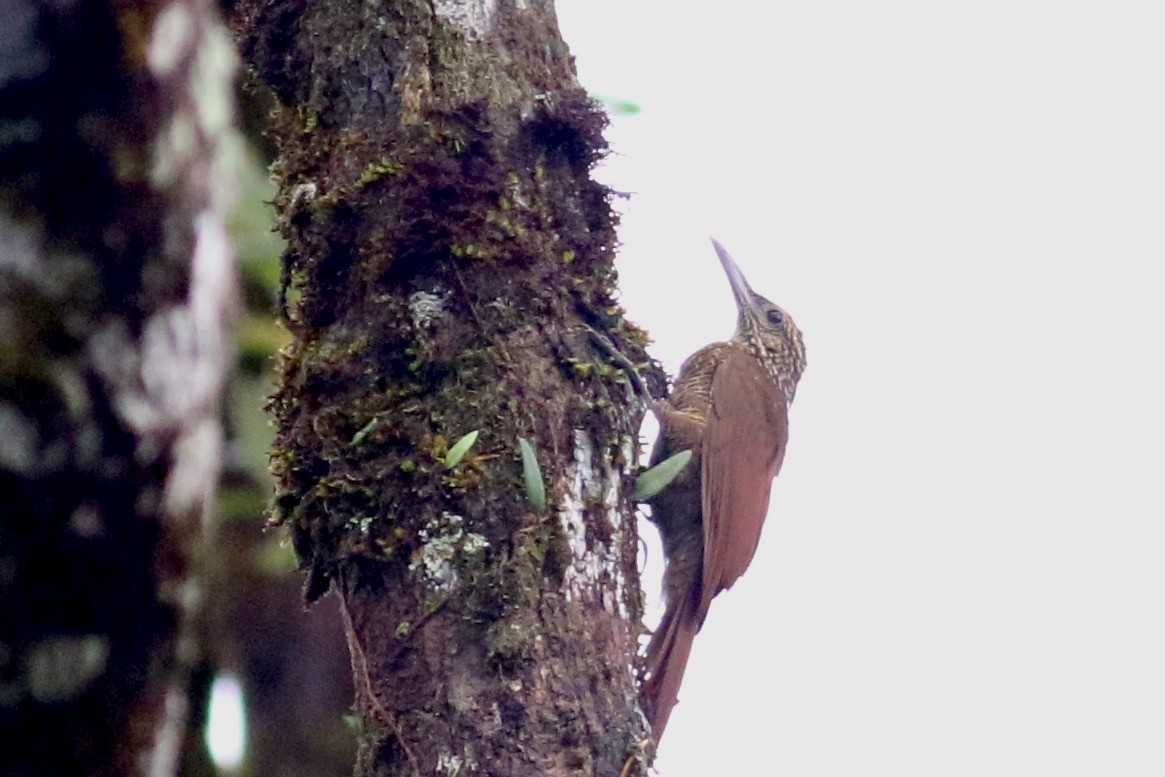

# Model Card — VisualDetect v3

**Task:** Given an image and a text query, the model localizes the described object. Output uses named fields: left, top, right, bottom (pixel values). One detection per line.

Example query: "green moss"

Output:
left=264, top=75, right=660, bottom=625
left=354, top=156, right=405, bottom=190
left=485, top=609, right=539, bottom=669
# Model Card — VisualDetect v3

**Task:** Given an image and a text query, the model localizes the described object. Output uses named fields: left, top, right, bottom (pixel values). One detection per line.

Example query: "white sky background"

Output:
left=555, top=2, right=1165, bottom=775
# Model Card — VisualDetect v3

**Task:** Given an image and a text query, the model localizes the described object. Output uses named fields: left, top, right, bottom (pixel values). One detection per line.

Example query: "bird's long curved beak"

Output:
left=711, top=238, right=754, bottom=312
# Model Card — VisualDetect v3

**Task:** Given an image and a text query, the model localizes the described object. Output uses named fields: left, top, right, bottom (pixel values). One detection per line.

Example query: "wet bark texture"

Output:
left=0, top=0, right=236, bottom=773
left=233, top=0, right=661, bottom=774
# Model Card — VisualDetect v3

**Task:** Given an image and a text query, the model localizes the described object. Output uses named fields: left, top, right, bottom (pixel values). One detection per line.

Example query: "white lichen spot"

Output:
left=412, top=534, right=459, bottom=591
left=433, top=0, right=497, bottom=40
left=148, top=3, right=194, bottom=76
left=289, top=182, right=318, bottom=209
left=408, top=289, right=449, bottom=329
left=0, top=211, right=42, bottom=279
left=26, top=635, right=110, bottom=703
left=558, top=430, right=629, bottom=616
left=149, top=3, right=238, bottom=215
left=0, top=402, right=41, bottom=477
left=560, top=429, right=593, bottom=554
left=462, top=532, right=490, bottom=553
left=166, top=417, right=222, bottom=521
left=190, top=22, right=240, bottom=216
left=68, top=504, right=104, bottom=538
left=601, top=438, right=632, bottom=611
left=409, top=512, right=489, bottom=591
left=90, top=312, right=188, bottom=436
left=188, top=212, right=234, bottom=358
left=160, top=219, right=231, bottom=519
left=190, top=23, right=237, bottom=141
left=88, top=213, right=231, bottom=523
left=152, top=114, right=198, bottom=187
left=149, top=684, right=189, bottom=777
left=437, top=750, right=465, bottom=776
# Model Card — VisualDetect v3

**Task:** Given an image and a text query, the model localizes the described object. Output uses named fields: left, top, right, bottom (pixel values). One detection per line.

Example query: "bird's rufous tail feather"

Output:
left=640, top=591, right=700, bottom=741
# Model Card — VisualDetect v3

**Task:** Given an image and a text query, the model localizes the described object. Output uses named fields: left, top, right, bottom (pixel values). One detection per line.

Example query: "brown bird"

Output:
left=640, top=238, right=807, bottom=742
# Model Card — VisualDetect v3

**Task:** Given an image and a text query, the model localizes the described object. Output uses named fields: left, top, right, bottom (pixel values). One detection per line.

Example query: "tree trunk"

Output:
left=0, top=0, right=236, bottom=773
left=233, top=1, right=660, bottom=774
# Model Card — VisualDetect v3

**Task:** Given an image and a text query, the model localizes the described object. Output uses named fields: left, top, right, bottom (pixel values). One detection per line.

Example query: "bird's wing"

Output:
left=699, top=347, right=789, bottom=620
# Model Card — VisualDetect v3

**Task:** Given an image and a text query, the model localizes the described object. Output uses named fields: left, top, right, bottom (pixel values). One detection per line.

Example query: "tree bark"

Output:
left=0, top=0, right=236, bottom=773
left=234, top=1, right=661, bottom=774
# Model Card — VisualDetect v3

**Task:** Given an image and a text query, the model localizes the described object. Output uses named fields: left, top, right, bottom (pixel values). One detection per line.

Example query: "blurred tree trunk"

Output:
left=0, top=0, right=236, bottom=773
left=206, top=513, right=357, bottom=775
left=234, top=1, right=661, bottom=774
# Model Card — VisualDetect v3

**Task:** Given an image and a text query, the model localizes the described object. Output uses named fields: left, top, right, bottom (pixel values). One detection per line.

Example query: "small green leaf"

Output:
left=518, top=437, right=546, bottom=512
left=635, top=449, right=693, bottom=501
left=352, top=417, right=380, bottom=445
left=444, top=430, right=480, bottom=468
left=590, top=93, right=643, bottom=116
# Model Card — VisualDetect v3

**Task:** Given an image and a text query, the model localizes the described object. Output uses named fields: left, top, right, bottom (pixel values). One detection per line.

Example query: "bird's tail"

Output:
left=640, top=589, right=700, bottom=742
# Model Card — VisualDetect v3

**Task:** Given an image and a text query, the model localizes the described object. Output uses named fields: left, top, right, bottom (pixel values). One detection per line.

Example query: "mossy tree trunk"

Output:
left=0, top=0, right=236, bottom=773
left=234, top=1, right=660, bottom=774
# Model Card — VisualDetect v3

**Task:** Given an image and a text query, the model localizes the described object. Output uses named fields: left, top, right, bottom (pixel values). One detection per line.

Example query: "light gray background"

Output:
left=558, top=1, right=1165, bottom=774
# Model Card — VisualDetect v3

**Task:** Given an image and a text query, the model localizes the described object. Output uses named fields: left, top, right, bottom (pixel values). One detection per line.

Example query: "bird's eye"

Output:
left=766, top=309, right=784, bottom=325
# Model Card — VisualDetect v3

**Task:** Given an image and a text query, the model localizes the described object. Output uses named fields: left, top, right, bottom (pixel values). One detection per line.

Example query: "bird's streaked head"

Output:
left=711, top=238, right=807, bottom=402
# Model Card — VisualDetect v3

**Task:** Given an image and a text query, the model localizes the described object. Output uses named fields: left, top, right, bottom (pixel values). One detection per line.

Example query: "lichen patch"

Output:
left=409, top=512, right=490, bottom=591
left=148, top=3, right=194, bottom=77
left=433, top=0, right=498, bottom=40
left=408, top=289, right=450, bottom=330
left=557, top=429, right=629, bottom=617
